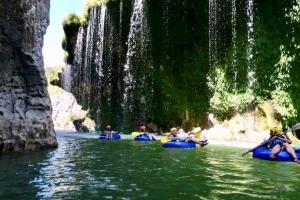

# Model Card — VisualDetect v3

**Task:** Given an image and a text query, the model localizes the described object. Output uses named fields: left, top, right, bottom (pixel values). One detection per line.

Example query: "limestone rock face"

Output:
left=205, top=100, right=283, bottom=143
left=0, top=0, right=57, bottom=151
left=50, top=87, right=93, bottom=131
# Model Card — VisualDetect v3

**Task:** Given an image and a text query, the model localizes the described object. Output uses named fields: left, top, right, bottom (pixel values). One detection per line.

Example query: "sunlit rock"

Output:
left=206, top=100, right=284, bottom=142
left=47, top=68, right=95, bottom=132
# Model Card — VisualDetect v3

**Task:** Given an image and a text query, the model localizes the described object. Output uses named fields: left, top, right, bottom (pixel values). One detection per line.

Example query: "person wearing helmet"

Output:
left=267, top=128, right=300, bottom=163
left=140, top=125, right=157, bottom=141
left=185, top=127, right=208, bottom=147
left=102, top=124, right=114, bottom=139
left=167, top=127, right=187, bottom=141
left=168, top=127, right=179, bottom=139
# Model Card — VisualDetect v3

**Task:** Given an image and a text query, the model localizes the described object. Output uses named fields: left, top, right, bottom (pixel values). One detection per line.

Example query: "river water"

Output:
left=0, top=132, right=299, bottom=199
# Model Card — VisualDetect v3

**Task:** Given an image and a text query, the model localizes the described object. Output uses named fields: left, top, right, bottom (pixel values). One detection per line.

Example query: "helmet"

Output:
left=170, top=127, right=177, bottom=132
left=270, top=127, right=282, bottom=134
left=191, top=127, right=201, bottom=134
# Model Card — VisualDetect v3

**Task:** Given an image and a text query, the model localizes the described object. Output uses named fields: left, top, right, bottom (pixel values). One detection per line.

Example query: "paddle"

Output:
left=242, top=123, right=300, bottom=156
left=241, top=130, right=290, bottom=156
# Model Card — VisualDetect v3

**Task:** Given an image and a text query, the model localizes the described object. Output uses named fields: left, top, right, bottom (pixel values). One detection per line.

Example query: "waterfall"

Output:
left=246, top=0, right=256, bottom=91
left=231, top=0, right=237, bottom=91
left=82, top=8, right=97, bottom=106
left=62, top=64, right=72, bottom=92
left=119, top=0, right=123, bottom=39
left=71, top=4, right=123, bottom=129
left=123, top=0, right=153, bottom=126
left=246, top=0, right=256, bottom=129
left=119, top=0, right=123, bottom=62
left=94, top=5, right=107, bottom=127
left=72, top=26, right=86, bottom=99
left=162, top=0, right=171, bottom=54
left=103, top=10, right=115, bottom=114
left=95, top=5, right=107, bottom=81
left=209, top=0, right=218, bottom=67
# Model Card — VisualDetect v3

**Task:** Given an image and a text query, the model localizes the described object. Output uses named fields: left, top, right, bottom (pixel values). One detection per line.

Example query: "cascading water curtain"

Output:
left=95, top=5, right=107, bottom=82
left=83, top=8, right=97, bottom=107
left=209, top=0, right=218, bottom=67
left=95, top=5, right=107, bottom=127
left=246, top=0, right=256, bottom=94
left=162, top=0, right=171, bottom=56
left=123, top=0, right=153, bottom=128
left=62, top=64, right=72, bottom=92
left=231, top=0, right=237, bottom=91
left=72, top=26, right=86, bottom=104
left=119, top=0, right=123, bottom=45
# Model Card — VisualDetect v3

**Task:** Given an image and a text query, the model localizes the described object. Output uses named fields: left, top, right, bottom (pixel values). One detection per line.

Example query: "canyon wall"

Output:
left=64, top=0, right=300, bottom=131
left=0, top=0, right=57, bottom=151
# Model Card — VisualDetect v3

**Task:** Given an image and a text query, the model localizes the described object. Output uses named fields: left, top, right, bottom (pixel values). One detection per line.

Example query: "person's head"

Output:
left=170, top=127, right=178, bottom=134
left=270, top=127, right=281, bottom=136
left=106, top=125, right=112, bottom=130
left=178, top=128, right=185, bottom=134
left=140, top=125, right=146, bottom=132
left=191, top=127, right=201, bottom=134
left=270, top=130, right=277, bottom=137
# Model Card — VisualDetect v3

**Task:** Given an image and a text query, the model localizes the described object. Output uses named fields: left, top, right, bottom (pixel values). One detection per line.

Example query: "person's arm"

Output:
left=279, top=135, right=293, bottom=144
left=285, top=135, right=293, bottom=144
left=263, top=136, right=274, bottom=147
left=168, top=134, right=179, bottom=140
left=167, top=135, right=174, bottom=139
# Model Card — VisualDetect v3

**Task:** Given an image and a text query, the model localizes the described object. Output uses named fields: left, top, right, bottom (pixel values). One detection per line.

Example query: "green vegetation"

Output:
left=62, top=13, right=81, bottom=64
left=45, top=67, right=64, bottom=96
left=206, top=0, right=300, bottom=127
left=207, top=67, right=254, bottom=119
left=62, top=0, right=110, bottom=63
left=148, top=0, right=210, bottom=130
left=82, top=0, right=110, bottom=24
left=45, top=66, right=62, bottom=84
left=62, top=0, right=300, bottom=129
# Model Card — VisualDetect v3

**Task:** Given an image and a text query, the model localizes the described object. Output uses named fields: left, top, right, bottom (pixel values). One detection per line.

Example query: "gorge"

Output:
left=1, top=0, right=300, bottom=152
left=1, top=0, right=300, bottom=198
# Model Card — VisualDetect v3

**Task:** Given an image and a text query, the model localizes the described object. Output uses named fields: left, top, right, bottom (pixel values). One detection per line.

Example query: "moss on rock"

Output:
left=62, top=13, right=81, bottom=64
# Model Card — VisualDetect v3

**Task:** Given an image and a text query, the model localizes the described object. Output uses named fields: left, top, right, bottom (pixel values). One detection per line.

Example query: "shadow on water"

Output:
left=1, top=133, right=300, bottom=199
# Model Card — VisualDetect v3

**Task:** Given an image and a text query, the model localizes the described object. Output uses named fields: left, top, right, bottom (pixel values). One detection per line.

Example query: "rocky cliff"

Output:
left=0, top=0, right=57, bottom=152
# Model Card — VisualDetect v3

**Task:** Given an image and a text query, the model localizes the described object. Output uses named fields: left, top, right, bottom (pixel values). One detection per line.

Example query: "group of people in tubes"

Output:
left=100, top=124, right=209, bottom=147
left=99, top=123, right=300, bottom=163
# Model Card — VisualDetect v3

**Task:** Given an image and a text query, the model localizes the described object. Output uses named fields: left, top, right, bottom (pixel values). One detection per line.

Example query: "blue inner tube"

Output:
left=253, top=147, right=300, bottom=161
left=163, top=141, right=197, bottom=149
left=134, top=134, right=155, bottom=142
left=99, top=133, right=121, bottom=141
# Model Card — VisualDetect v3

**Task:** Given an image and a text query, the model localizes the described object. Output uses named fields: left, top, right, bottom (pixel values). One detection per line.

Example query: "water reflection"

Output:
left=31, top=137, right=82, bottom=198
left=1, top=133, right=299, bottom=199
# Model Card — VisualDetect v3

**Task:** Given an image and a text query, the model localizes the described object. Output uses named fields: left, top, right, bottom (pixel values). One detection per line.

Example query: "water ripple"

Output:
left=1, top=133, right=300, bottom=199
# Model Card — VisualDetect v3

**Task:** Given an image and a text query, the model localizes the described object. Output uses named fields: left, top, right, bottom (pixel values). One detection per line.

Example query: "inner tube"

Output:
left=162, top=141, right=197, bottom=149
left=99, top=133, right=121, bottom=141
left=134, top=134, right=155, bottom=142
left=253, top=147, right=300, bottom=161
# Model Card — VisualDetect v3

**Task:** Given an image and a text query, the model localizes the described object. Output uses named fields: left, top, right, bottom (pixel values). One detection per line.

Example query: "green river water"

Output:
left=0, top=132, right=299, bottom=200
